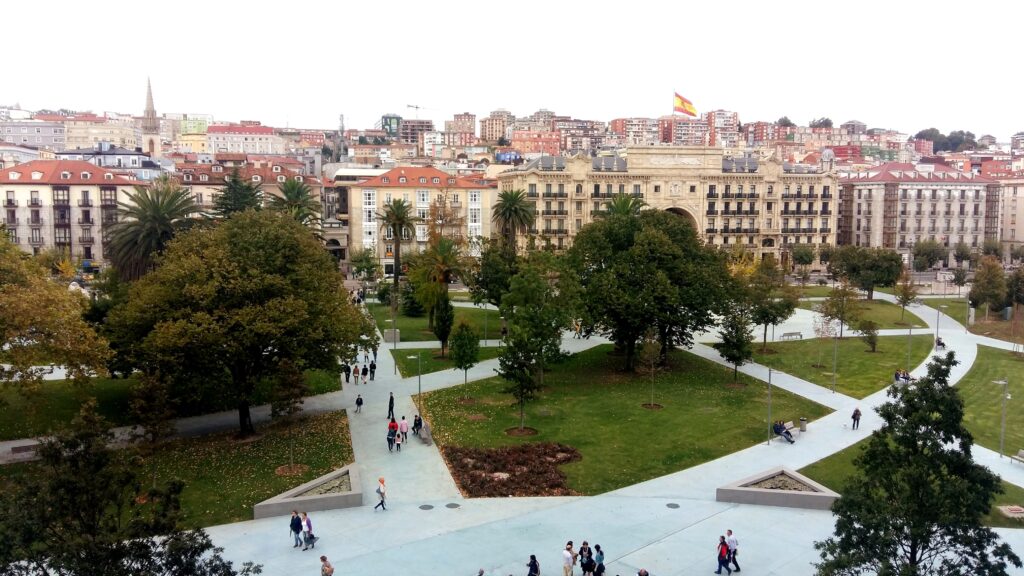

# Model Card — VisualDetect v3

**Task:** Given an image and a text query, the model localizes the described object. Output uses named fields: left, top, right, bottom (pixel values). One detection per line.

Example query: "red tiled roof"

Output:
left=0, top=160, right=136, bottom=185
left=174, top=163, right=319, bottom=187
left=214, top=153, right=246, bottom=161
left=841, top=162, right=995, bottom=184
left=354, top=166, right=490, bottom=189
left=208, top=124, right=275, bottom=135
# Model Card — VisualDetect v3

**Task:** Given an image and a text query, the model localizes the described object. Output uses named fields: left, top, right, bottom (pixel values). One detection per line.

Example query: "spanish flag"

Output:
left=673, top=92, right=697, bottom=117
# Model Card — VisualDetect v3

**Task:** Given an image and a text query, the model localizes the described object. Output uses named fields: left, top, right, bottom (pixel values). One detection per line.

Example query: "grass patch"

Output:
left=0, top=370, right=340, bottom=442
left=367, top=303, right=503, bottom=342
left=0, top=411, right=353, bottom=529
left=800, top=438, right=1024, bottom=528
left=422, top=345, right=831, bottom=495
left=797, top=299, right=925, bottom=329
left=794, top=285, right=834, bottom=298
left=958, top=346, right=1024, bottom=456
left=753, top=335, right=934, bottom=398
left=392, top=347, right=502, bottom=378
left=921, top=297, right=971, bottom=327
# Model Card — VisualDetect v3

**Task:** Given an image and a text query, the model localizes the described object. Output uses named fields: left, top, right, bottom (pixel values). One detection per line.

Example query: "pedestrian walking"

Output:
left=374, top=477, right=387, bottom=510
left=594, top=544, right=605, bottom=575
left=387, top=418, right=398, bottom=451
left=363, top=348, right=370, bottom=363
left=320, top=555, right=334, bottom=576
left=301, top=512, right=316, bottom=551
left=394, top=429, right=403, bottom=452
left=355, top=394, right=363, bottom=414
left=352, top=364, right=360, bottom=385
left=399, top=416, right=409, bottom=441
left=726, top=529, right=740, bottom=572
left=527, top=554, right=540, bottom=576
left=412, top=414, right=422, bottom=436
left=715, top=535, right=732, bottom=575
left=361, top=364, right=368, bottom=384
left=289, top=510, right=303, bottom=548
left=369, top=360, right=376, bottom=381
left=387, top=392, right=395, bottom=420
left=562, top=542, right=575, bottom=576
left=342, top=363, right=351, bottom=384
left=372, top=345, right=378, bottom=362
left=851, top=407, right=862, bottom=430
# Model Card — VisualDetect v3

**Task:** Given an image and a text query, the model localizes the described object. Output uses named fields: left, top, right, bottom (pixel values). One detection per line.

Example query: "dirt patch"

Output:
left=748, top=473, right=817, bottom=492
left=457, top=398, right=478, bottom=406
left=505, top=427, right=539, bottom=437
left=641, top=403, right=663, bottom=410
left=296, top=472, right=351, bottom=495
left=275, top=464, right=310, bottom=476
left=725, top=382, right=746, bottom=390
left=466, top=413, right=488, bottom=422
left=441, top=443, right=581, bottom=497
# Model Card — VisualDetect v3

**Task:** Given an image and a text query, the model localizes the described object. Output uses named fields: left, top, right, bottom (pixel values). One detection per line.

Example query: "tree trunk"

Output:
left=624, top=339, right=636, bottom=371
left=237, top=400, right=254, bottom=437
left=519, top=397, right=525, bottom=430
left=393, top=244, right=401, bottom=294
left=762, top=324, right=769, bottom=353
left=464, top=369, right=467, bottom=386
left=733, top=363, right=738, bottom=381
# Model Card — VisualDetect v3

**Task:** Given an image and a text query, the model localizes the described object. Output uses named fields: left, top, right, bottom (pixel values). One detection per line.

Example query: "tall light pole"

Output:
left=831, top=328, right=839, bottom=394
left=408, top=353, right=422, bottom=413
left=392, top=289, right=399, bottom=374
left=992, top=379, right=1010, bottom=458
left=935, top=304, right=948, bottom=337
left=482, top=303, right=488, bottom=344
left=766, top=367, right=773, bottom=446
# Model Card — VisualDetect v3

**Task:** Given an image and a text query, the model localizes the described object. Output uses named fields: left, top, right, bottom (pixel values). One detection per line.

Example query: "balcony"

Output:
left=78, top=199, right=93, bottom=207
left=590, top=192, right=615, bottom=199
left=55, top=238, right=71, bottom=246
left=706, top=192, right=719, bottom=198
left=541, top=209, right=568, bottom=216
left=53, top=197, right=70, bottom=206
left=101, top=197, right=118, bottom=207
left=4, top=199, right=16, bottom=207
left=544, top=228, right=569, bottom=236
left=526, top=191, right=539, bottom=198
left=78, top=236, right=95, bottom=245
left=706, top=209, right=718, bottom=215
left=29, top=237, right=44, bottom=246
left=542, top=191, right=568, bottom=198
left=821, top=192, right=833, bottom=199
left=102, top=216, right=118, bottom=225
left=54, top=219, right=71, bottom=228
left=820, top=210, right=832, bottom=215
left=705, top=228, right=718, bottom=234
left=29, top=198, right=41, bottom=207
left=29, top=218, right=44, bottom=226
left=78, top=217, right=95, bottom=225
left=3, top=217, right=16, bottom=226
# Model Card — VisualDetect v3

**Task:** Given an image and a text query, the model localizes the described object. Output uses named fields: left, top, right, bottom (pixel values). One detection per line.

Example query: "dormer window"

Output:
left=184, top=174, right=193, bottom=182
left=272, top=165, right=281, bottom=173
left=419, top=177, right=427, bottom=184
left=252, top=175, right=262, bottom=183
left=31, top=171, right=43, bottom=180
left=382, top=177, right=389, bottom=183
left=432, top=177, right=440, bottom=184
left=212, top=165, right=223, bottom=173
left=447, top=178, right=455, bottom=184
left=103, top=173, right=113, bottom=180
left=200, top=174, right=208, bottom=182
left=399, top=177, right=407, bottom=183
left=277, top=175, right=286, bottom=183
left=60, top=171, right=71, bottom=180
left=294, top=176, right=302, bottom=182
left=7, top=171, right=19, bottom=180
left=80, top=172, right=91, bottom=180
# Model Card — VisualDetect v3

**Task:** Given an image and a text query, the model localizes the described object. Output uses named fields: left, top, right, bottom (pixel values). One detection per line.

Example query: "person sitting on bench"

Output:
left=935, top=337, right=945, bottom=350
left=773, top=420, right=795, bottom=444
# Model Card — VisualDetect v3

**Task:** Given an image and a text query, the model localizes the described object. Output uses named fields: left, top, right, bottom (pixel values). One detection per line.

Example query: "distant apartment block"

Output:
left=0, top=120, right=66, bottom=151
left=479, top=110, right=513, bottom=142
left=207, top=124, right=285, bottom=154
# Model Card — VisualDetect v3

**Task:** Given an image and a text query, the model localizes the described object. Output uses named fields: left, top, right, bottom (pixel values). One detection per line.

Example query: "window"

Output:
left=419, top=177, right=427, bottom=184
left=183, top=174, right=193, bottom=182
left=385, top=226, right=393, bottom=240
left=382, top=176, right=390, bottom=183
left=417, top=191, right=429, bottom=204
left=654, top=185, right=661, bottom=193
left=399, top=177, right=407, bottom=183
left=80, top=172, right=91, bottom=180
left=633, top=184, right=641, bottom=195
left=273, top=165, right=281, bottom=173
left=252, top=175, right=261, bottom=182
left=432, top=177, right=440, bottom=184
left=469, top=191, right=480, bottom=204
left=60, top=171, right=70, bottom=180
left=277, top=176, right=286, bottom=183
left=529, top=184, right=537, bottom=195
left=690, top=185, right=697, bottom=193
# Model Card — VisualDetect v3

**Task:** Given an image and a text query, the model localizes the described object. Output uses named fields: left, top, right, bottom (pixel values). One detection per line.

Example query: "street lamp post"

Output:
left=831, top=330, right=839, bottom=394
left=408, top=353, right=422, bottom=413
left=766, top=367, right=773, bottom=446
left=993, top=379, right=1010, bottom=458
left=483, top=304, right=488, bottom=344
left=392, top=290, right=399, bottom=375
left=935, top=304, right=948, bottom=337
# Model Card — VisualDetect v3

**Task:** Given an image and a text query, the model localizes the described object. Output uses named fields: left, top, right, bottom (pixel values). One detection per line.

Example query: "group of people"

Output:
left=557, top=540, right=605, bottom=576
left=893, top=369, right=915, bottom=385
left=772, top=420, right=796, bottom=444
left=341, top=359, right=375, bottom=385
left=715, top=530, right=741, bottom=574
left=386, top=414, right=423, bottom=452
left=288, top=510, right=317, bottom=551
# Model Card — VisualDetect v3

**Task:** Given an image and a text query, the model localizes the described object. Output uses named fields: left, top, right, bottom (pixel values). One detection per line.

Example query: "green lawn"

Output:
left=922, top=297, right=971, bottom=327
left=367, top=303, right=503, bottom=342
left=0, top=411, right=354, bottom=529
left=958, top=346, right=1024, bottom=457
left=797, top=299, right=925, bottom=329
left=753, top=335, right=935, bottom=398
left=794, top=285, right=834, bottom=298
left=0, top=369, right=340, bottom=442
left=423, top=345, right=831, bottom=495
left=392, top=347, right=503, bottom=378
left=800, top=438, right=1024, bottom=528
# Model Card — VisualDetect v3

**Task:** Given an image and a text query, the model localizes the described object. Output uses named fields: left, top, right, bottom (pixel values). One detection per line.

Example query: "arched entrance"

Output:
left=665, top=207, right=698, bottom=231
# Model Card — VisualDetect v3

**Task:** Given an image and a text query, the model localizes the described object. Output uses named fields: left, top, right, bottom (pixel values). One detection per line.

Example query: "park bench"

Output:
left=772, top=420, right=802, bottom=442
left=1011, top=449, right=1024, bottom=465
left=780, top=332, right=803, bottom=341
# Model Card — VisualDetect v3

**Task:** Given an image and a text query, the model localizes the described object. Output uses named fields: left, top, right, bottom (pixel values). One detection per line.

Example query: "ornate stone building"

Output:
left=495, top=146, right=838, bottom=263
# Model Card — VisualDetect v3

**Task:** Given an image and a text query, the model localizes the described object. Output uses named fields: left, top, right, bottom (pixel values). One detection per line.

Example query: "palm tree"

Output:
left=376, top=199, right=419, bottom=294
left=270, top=179, right=321, bottom=231
left=491, top=189, right=535, bottom=250
left=411, top=237, right=466, bottom=329
left=106, top=175, right=198, bottom=281
left=598, top=193, right=647, bottom=217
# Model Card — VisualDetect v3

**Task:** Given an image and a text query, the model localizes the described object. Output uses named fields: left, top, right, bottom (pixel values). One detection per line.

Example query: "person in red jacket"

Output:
left=715, top=535, right=732, bottom=575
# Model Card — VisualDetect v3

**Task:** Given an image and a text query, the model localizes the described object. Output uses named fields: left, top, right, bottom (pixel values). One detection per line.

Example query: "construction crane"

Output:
left=406, top=104, right=433, bottom=119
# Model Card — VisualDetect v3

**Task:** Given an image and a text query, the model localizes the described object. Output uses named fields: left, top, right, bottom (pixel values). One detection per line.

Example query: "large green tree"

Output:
left=747, top=255, right=798, bottom=352
left=894, top=270, right=919, bottom=321
left=814, top=353, right=1021, bottom=576
left=912, top=239, right=946, bottom=272
left=409, top=236, right=466, bottom=330
left=829, top=245, right=903, bottom=299
left=815, top=281, right=862, bottom=339
left=349, top=247, right=381, bottom=282
left=714, top=303, right=754, bottom=380
left=468, top=238, right=517, bottom=308
left=969, top=255, right=1007, bottom=320
left=0, top=238, right=111, bottom=399
left=791, top=244, right=816, bottom=284
left=0, top=401, right=261, bottom=576
left=952, top=267, right=969, bottom=296
left=106, top=175, right=199, bottom=281
left=492, top=189, right=536, bottom=250
left=448, top=321, right=480, bottom=386
left=433, top=292, right=455, bottom=357
left=269, top=179, right=321, bottom=231
left=107, top=210, right=370, bottom=436
left=212, top=168, right=263, bottom=218
left=953, top=242, right=972, bottom=268
left=569, top=211, right=732, bottom=370
left=376, top=198, right=418, bottom=295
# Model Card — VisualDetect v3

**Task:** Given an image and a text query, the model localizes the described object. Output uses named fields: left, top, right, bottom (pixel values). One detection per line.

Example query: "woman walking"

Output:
left=387, top=418, right=399, bottom=452
left=527, top=554, right=540, bottom=576
left=374, top=477, right=387, bottom=511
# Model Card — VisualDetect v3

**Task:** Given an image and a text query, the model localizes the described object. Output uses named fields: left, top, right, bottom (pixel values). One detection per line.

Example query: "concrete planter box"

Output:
left=383, top=329, right=401, bottom=343
left=716, top=466, right=839, bottom=511
left=253, top=464, right=362, bottom=519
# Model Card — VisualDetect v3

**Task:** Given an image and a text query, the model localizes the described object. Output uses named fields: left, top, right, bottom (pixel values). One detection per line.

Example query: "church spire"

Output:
left=142, top=77, right=159, bottom=134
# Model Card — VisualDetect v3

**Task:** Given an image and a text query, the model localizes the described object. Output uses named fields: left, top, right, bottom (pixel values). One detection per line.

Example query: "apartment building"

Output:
left=173, top=161, right=321, bottom=216
left=397, top=119, right=434, bottom=146
left=1, top=160, right=137, bottom=262
left=659, top=115, right=708, bottom=146
left=997, top=173, right=1024, bottom=258
left=496, top=146, right=838, bottom=260
left=609, top=118, right=659, bottom=145
left=838, top=163, right=999, bottom=265
left=348, top=166, right=496, bottom=276
left=207, top=124, right=286, bottom=154
left=444, top=113, right=476, bottom=137
left=510, top=129, right=561, bottom=156
left=479, top=110, right=514, bottom=143
left=0, top=119, right=66, bottom=150
left=62, top=114, right=139, bottom=150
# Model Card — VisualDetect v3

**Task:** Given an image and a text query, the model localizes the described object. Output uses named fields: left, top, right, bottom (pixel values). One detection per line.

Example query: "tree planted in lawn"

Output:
left=0, top=401, right=262, bottom=576
left=894, top=271, right=919, bottom=321
left=448, top=321, right=480, bottom=386
left=970, top=256, right=1007, bottom=321
left=954, top=241, right=972, bottom=269
left=468, top=238, right=517, bottom=309
left=814, top=353, right=1021, bottom=576
left=791, top=244, right=815, bottom=284
left=714, top=303, right=754, bottom=380
left=108, top=210, right=368, bottom=437
left=828, top=245, right=903, bottom=299
left=815, top=282, right=862, bottom=338
left=857, top=320, right=879, bottom=352
left=270, top=359, right=308, bottom=472
left=433, top=292, right=455, bottom=357
left=952, top=267, right=969, bottom=296
left=747, top=255, right=798, bottom=352
left=912, top=239, right=946, bottom=272
left=349, top=247, right=381, bottom=282
left=812, top=314, right=838, bottom=368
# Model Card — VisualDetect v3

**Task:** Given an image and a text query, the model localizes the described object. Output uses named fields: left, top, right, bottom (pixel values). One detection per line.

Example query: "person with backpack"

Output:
left=361, top=364, right=369, bottom=384
left=851, top=407, right=862, bottom=430
left=593, top=544, right=605, bottom=575
left=341, top=363, right=351, bottom=384
left=527, top=554, right=540, bottom=576
left=369, top=360, right=376, bottom=381
left=387, top=418, right=398, bottom=452
left=374, top=477, right=387, bottom=511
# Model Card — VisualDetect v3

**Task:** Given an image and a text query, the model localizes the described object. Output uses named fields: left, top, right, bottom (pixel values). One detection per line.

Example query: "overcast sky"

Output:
left=4, top=0, right=1021, bottom=139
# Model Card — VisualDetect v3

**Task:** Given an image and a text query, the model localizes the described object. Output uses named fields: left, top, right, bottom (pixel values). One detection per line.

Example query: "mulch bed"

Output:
left=441, top=442, right=582, bottom=497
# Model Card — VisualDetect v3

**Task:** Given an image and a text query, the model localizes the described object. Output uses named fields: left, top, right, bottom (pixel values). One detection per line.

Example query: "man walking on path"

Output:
left=715, top=535, right=732, bottom=575
left=726, top=529, right=740, bottom=572
left=342, top=363, right=350, bottom=384
left=851, top=407, right=862, bottom=430
left=355, top=395, right=363, bottom=413
left=361, top=364, right=368, bottom=384
left=369, top=360, right=376, bottom=381
left=399, top=416, right=409, bottom=442
left=387, top=392, right=395, bottom=420
left=289, top=511, right=303, bottom=548
left=374, top=477, right=387, bottom=510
